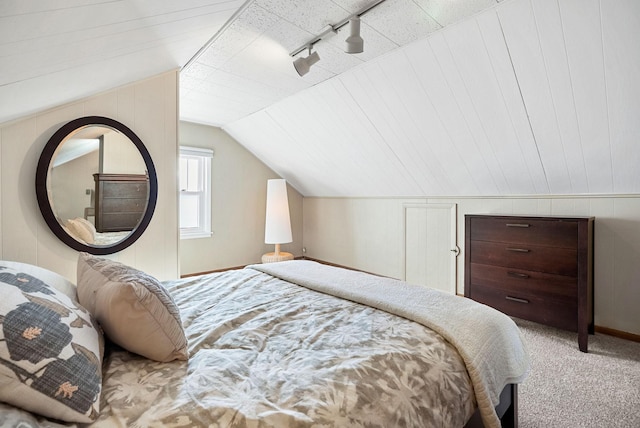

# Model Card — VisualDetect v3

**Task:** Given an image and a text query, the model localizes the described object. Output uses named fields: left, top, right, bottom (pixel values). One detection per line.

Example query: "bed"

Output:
left=0, top=256, right=529, bottom=427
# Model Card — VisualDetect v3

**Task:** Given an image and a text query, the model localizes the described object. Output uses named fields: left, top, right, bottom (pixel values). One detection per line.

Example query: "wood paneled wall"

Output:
left=0, top=71, right=179, bottom=282
left=303, top=195, right=640, bottom=337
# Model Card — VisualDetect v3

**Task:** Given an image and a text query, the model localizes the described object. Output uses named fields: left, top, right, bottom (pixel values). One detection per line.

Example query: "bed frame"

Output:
left=463, top=383, right=518, bottom=428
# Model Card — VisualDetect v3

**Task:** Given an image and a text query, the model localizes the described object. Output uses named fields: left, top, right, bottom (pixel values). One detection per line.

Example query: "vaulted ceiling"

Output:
left=2, top=0, right=639, bottom=197
left=224, top=0, right=640, bottom=196
left=180, top=0, right=503, bottom=125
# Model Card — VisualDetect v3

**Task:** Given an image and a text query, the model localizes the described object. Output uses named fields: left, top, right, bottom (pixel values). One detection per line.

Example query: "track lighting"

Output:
left=293, top=47, right=320, bottom=77
left=289, top=0, right=387, bottom=76
left=345, top=17, right=364, bottom=54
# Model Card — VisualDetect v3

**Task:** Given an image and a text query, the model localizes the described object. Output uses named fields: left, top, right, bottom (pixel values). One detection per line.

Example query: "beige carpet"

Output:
left=513, top=318, right=640, bottom=428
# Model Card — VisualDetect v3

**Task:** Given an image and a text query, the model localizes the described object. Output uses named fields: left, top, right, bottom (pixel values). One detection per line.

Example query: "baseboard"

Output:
left=180, top=264, right=246, bottom=278
left=301, top=257, right=392, bottom=278
left=180, top=257, right=306, bottom=278
left=300, top=256, right=361, bottom=271
left=595, top=325, right=640, bottom=343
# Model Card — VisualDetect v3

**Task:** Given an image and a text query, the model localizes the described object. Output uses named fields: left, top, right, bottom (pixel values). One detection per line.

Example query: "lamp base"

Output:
left=261, top=252, right=294, bottom=263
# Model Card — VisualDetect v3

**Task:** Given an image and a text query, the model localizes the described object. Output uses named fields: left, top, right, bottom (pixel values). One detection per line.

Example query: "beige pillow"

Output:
left=76, top=218, right=96, bottom=239
left=66, top=218, right=94, bottom=244
left=76, top=253, right=188, bottom=362
left=0, top=262, right=103, bottom=422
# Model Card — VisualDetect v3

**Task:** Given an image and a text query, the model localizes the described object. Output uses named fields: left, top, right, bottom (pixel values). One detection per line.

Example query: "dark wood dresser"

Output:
left=94, top=173, right=149, bottom=233
left=464, top=214, right=594, bottom=352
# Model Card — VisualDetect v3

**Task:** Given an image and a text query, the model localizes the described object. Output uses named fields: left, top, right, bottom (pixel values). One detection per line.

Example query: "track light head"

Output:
left=345, top=17, right=364, bottom=54
left=293, top=49, right=320, bottom=76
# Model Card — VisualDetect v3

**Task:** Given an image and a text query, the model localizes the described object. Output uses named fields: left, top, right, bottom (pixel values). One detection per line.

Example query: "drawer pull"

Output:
left=507, top=271, right=529, bottom=279
left=506, top=223, right=530, bottom=228
left=506, top=296, right=529, bottom=304
left=506, top=247, right=530, bottom=253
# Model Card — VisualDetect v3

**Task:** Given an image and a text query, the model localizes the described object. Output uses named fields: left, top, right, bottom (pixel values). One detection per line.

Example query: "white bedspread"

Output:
left=250, top=260, right=530, bottom=428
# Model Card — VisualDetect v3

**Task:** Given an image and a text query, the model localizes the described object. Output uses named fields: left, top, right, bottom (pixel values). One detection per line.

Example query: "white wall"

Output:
left=179, top=121, right=303, bottom=276
left=51, top=150, right=98, bottom=222
left=0, top=71, right=179, bottom=282
left=303, top=196, right=640, bottom=336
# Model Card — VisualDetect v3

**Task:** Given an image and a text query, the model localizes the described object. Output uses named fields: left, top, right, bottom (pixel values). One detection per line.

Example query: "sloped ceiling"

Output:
left=180, top=0, right=502, bottom=125
left=0, top=0, right=245, bottom=123
left=2, top=1, right=639, bottom=198
left=224, top=0, right=640, bottom=197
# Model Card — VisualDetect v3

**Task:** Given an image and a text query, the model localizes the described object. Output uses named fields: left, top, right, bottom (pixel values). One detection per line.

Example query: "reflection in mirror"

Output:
left=36, top=116, right=157, bottom=255
left=49, top=126, right=147, bottom=246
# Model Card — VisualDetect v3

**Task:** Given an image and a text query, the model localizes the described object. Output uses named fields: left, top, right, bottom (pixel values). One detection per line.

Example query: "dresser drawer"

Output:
left=100, top=212, right=144, bottom=231
left=469, top=217, right=578, bottom=248
left=469, top=263, right=577, bottom=301
left=469, top=286, right=578, bottom=332
left=102, top=181, right=148, bottom=199
left=101, top=198, right=146, bottom=214
left=469, top=240, right=577, bottom=276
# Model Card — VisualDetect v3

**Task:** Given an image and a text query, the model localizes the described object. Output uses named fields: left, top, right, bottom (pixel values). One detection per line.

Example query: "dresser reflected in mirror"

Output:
left=36, top=116, right=158, bottom=255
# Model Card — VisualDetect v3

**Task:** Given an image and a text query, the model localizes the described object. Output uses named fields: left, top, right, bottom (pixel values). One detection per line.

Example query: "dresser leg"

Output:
left=578, top=330, right=588, bottom=353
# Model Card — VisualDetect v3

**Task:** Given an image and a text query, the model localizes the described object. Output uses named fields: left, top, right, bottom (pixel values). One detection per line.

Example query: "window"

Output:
left=179, top=146, right=213, bottom=239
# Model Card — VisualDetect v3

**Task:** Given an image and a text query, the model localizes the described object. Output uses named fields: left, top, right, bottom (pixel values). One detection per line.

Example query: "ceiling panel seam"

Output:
left=404, top=46, right=481, bottom=195
left=596, top=0, right=614, bottom=193
left=428, top=35, right=500, bottom=195
left=528, top=0, right=579, bottom=193
left=557, top=0, right=612, bottom=193
left=496, top=5, right=550, bottom=193
left=477, top=14, right=538, bottom=194
left=441, top=28, right=511, bottom=194
left=182, top=0, right=254, bottom=71
left=336, top=74, right=425, bottom=194
left=370, top=61, right=449, bottom=193
left=0, top=1, right=121, bottom=18
left=529, top=0, right=590, bottom=193
left=392, top=49, right=465, bottom=194
left=410, top=0, right=443, bottom=28
left=331, top=73, right=426, bottom=194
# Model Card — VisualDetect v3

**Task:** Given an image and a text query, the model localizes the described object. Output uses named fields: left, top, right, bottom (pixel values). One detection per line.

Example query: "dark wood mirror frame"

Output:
left=35, top=116, right=158, bottom=255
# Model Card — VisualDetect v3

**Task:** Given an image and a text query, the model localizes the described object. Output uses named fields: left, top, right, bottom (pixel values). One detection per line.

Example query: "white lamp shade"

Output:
left=264, top=179, right=292, bottom=244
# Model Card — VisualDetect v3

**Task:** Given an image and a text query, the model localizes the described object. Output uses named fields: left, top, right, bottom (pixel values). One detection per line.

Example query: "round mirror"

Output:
left=36, top=116, right=158, bottom=255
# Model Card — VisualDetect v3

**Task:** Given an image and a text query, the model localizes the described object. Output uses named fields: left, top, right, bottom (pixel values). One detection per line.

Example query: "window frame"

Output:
left=179, top=146, right=213, bottom=240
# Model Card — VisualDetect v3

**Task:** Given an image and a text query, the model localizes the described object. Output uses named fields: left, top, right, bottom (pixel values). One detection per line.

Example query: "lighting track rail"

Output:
left=289, top=0, right=388, bottom=57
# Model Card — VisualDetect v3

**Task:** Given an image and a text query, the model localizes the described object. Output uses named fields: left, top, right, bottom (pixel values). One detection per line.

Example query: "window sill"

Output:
left=180, top=231, right=213, bottom=240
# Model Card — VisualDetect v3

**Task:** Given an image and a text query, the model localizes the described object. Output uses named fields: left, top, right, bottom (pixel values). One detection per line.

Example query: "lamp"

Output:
left=293, top=47, right=320, bottom=76
left=262, top=179, right=294, bottom=263
left=345, top=17, right=364, bottom=54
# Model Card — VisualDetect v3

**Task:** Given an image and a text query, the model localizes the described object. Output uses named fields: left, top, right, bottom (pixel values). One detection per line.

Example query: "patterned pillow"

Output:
left=0, top=261, right=77, bottom=300
left=76, top=253, right=188, bottom=362
left=0, top=262, right=103, bottom=423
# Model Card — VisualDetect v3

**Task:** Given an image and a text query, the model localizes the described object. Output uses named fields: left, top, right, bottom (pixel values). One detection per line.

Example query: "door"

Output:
left=403, top=203, right=458, bottom=294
